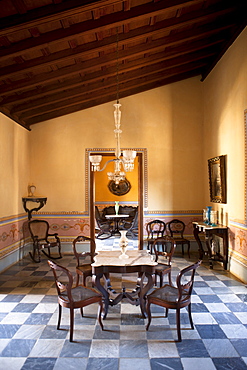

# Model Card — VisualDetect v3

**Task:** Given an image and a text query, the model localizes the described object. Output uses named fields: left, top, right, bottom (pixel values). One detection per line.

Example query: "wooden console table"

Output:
left=193, top=221, right=229, bottom=270
left=22, top=197, right=47, bottom=220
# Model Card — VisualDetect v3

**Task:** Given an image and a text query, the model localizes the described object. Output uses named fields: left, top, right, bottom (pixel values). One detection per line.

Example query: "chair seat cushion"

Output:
left=61, top=286, right=101, bottom=302
left=76, top=264, right=92, bottom=274
left=46, top=242, right=59, bottom=247
left=148, top=285, right=188, bottom=303
left=39, top=241, right=58, bottom=248
left=155, top=263, right=171, bottom=273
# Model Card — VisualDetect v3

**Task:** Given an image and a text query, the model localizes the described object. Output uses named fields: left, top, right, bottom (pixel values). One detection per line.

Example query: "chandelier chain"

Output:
left=116, top=29, right=119, bottom=104
left=89, top=26, right=136, bottom=184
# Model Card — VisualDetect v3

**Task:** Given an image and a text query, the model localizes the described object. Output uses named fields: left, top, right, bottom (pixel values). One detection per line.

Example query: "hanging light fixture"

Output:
left=89, top=29, right=136, bottom=185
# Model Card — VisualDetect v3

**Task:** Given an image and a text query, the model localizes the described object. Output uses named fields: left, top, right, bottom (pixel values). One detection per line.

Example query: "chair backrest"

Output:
left=176, top=260, right=201, bottom=302
left=29, top=219, right=49, bottom=241
left=48, top=260, right=73, bottom=302
left=95, top=206, right=105, bottom=221
left=146, top=219, right=166, bottom=239
left=102, top=206, right=115, bottom=216
left=72, top=235, right=96, bottom=264
left=152, top=236, right=176, bottom=264
left=131, top=208, right=138, bottom=228
left=119, top=206, right=137, bottom=218
left=168, top=219, right=185, bottom=238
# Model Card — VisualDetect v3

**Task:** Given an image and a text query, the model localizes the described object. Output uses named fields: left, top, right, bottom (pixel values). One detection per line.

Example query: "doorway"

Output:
left=87, top=149, right=147, bottom=249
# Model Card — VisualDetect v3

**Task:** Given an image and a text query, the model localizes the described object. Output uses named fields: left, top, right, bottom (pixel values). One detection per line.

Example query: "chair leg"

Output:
left=168, top=271, right=172, bottom=286
left=176, top=308, right=182, bottom=342
left=145, top=301, right=152, bottom=331
left=159, top=273, right=163, bottom=288
left=83, top=274, right=87, bottom=287
left=29, top=243, right=41, bottom=263
left=154, top=273, right=158, bottom=287
left=58, top=243, right=62, bottom=258
left=187, top=242, right=191, bottom=259
left=57, top=304, right=62, bottom=330
left=165, top=307, right=169, bottom=317
left=188, top=303, right=194, bottom=329
left=98, top=301, right=104, bottom=330
left=80, top=307, right=84, bottom=317
left=76, top=273, right=80, bottom=287
left=69, top=308, right=74, bottom=342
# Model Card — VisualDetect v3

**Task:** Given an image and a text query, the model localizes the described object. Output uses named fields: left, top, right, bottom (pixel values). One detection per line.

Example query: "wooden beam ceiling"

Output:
left=0, top=0, right=246, bottom=129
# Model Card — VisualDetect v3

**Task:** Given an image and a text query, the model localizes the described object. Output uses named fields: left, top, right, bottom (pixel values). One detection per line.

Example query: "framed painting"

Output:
left=208, top=155, right=227, bottom=203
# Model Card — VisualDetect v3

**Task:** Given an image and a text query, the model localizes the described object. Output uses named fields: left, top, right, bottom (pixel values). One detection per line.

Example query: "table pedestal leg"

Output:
left=93, top=271, right=154, bottom=319
left=193, top=224, right=205, bottom=260
left=139, top=272, right=154, bottom=318
left=92, top=273, right=109, bottom=319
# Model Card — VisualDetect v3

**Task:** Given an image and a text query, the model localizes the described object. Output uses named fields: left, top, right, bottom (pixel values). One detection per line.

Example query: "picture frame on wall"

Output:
left=208, top=155, right=227, bottom=203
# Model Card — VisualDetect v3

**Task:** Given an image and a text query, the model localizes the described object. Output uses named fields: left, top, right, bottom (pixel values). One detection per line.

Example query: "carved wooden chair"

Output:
left=95, top=206, right=113, bottom=239
left=152, top=236, right=177, bottom=287
left=146, top=260, right=201, bottom=342
left=119, top=207, right=138, bottom=239
left=146, top=219, right=166, bottom=253
left=167, top=219, right=190, bottom=258
left=72, top=235, right=96, bottom=287
left=28, top=219, right=62, bottom=263
left=48, top=260, right=104, bottom=342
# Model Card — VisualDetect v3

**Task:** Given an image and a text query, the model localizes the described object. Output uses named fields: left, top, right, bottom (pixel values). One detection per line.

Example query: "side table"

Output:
left=193, top=221, right=229, bottom=269
left=22, top=197, right=47, bottom=220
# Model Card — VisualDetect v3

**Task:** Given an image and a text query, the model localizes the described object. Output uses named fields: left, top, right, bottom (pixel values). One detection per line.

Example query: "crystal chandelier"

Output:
left=89, top=31, right=136, bottom=184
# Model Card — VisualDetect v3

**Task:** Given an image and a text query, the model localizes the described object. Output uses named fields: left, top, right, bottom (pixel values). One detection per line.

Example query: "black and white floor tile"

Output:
left=0, top=238, right=247, bottom=370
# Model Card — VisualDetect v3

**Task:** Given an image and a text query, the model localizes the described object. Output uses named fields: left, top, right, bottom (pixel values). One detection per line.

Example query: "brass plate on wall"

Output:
left=108, top=179, right=131, bottom=196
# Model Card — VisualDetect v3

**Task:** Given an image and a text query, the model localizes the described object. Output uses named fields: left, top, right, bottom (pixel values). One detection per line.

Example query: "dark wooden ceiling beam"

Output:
left=0, top=31, right=226, bottom=95
left=12, top=53, right=215, bottom=115
left=0, top=0, right=123, bottom=33
left=11, top=47, right=218, bottom=114
left=18, top=60, right=208, bottom=121
left=0, top=0, right=246, bottom=128
left=0, top=14, right=234, bottom=80
left=0, top=0, right=236, bottom=61
left=12, top=0, right=28, bottom=14
left=1, top=41, right=220, bottom=109
left=24, top=69, right=202, bottom=126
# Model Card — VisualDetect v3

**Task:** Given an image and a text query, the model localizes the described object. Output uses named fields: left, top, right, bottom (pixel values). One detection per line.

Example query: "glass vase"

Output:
left=119, top=230, right=129, bottom=259
left=203, top=209, right=208, bottom=224
left=115, top=201, right=119, bottom=215
left=207, top=206, right=212, bottom=225
left=210, top=210, right=217, bottom=226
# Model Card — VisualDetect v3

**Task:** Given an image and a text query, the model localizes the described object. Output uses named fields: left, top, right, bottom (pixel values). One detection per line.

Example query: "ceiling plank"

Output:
left=0, top=0, right=234, bottom=60
left=0, top=15, right=235, bottom=80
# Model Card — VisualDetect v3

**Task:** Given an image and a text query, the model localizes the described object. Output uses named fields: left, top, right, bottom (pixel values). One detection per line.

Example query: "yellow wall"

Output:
left=28, top=77, right=204, bottom=213
left=202, top=27, right=247, bottom=224
left=0, top=114, right=30, bottom=218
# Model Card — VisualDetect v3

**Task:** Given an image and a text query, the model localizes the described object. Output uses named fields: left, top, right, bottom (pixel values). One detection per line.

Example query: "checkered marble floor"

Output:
left=96, top=236, right=139, bottom=251
left=0, top=239, right=247, bottom=370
